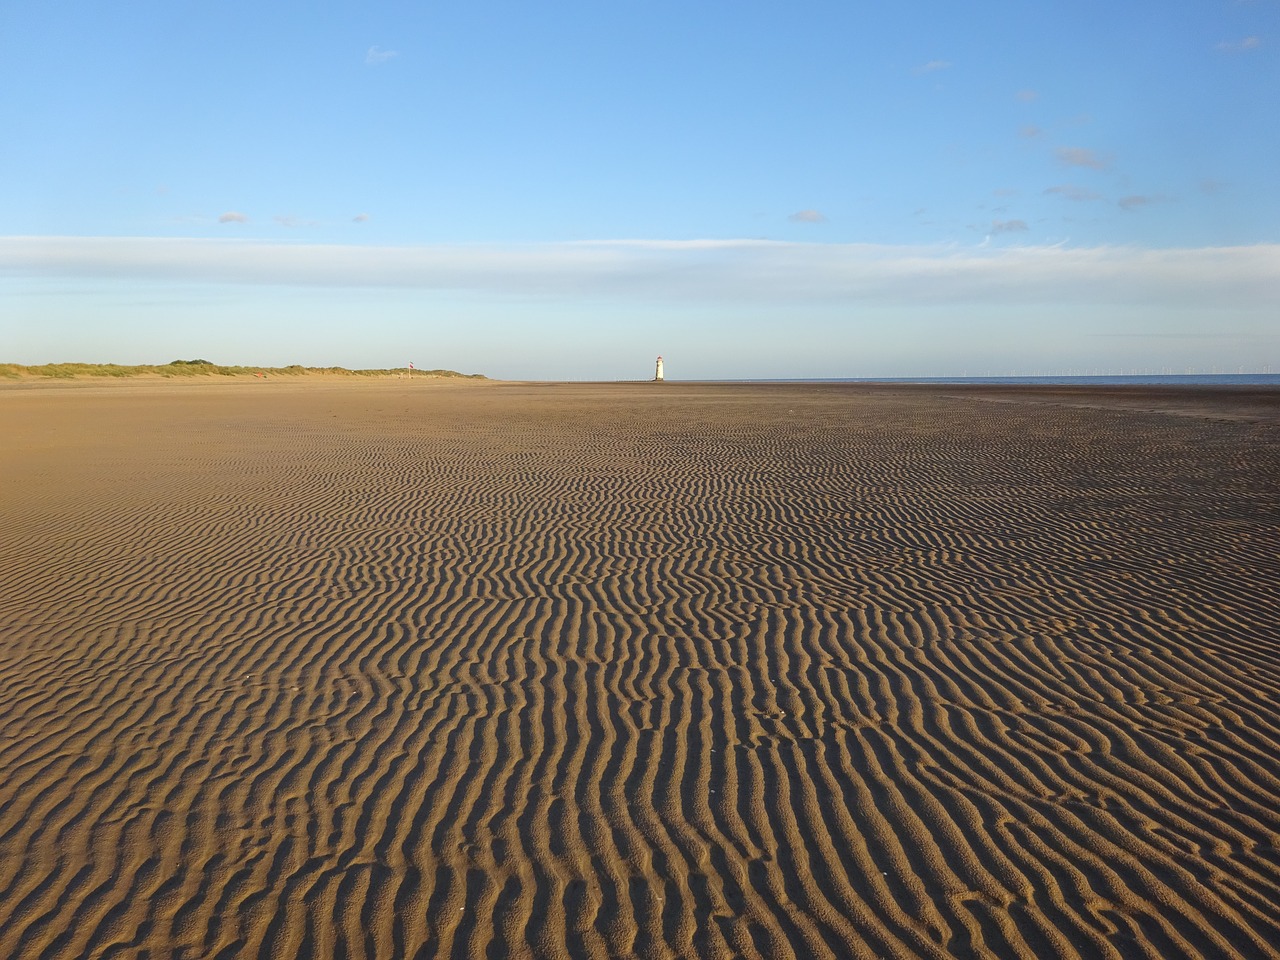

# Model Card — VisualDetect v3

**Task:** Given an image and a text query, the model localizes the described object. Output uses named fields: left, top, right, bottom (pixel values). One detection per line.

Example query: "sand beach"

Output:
left=1, top=378, right=1278, bottom=959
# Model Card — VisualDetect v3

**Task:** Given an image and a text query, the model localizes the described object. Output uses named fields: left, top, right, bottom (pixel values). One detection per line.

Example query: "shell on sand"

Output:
left=1, top=380, right=1279, bottom=959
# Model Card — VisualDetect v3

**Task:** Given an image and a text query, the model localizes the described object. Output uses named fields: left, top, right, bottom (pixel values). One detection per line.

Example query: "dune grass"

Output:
left=0, top=361, right=485, bottom=381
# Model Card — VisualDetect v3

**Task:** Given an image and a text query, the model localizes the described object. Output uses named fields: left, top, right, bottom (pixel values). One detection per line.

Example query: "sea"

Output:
left=741, top=374, right=1280, bottom=387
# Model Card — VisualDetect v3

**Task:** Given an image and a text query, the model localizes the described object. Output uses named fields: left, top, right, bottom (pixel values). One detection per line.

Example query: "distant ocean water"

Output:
left=738, top=374, right=1280, bottom=387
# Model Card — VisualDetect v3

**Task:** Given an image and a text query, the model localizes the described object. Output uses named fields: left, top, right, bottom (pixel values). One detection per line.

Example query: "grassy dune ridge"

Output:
left=0, top=361, right=485, bottom=380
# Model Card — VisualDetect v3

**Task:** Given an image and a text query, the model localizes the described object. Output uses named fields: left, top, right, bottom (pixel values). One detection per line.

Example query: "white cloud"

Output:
left=218, top=211, right=248, bottom=224
left=1056, top=147, right=1110, bottom=170
left=366, top=45, right=398, bottom=65
left=4, top=236, right=1277, bottom=311
left=915, top=59, right=952, bottom=74
left=1215, top=36, right=1261, bottom=53
left=788, top=209, right=827, bottom=224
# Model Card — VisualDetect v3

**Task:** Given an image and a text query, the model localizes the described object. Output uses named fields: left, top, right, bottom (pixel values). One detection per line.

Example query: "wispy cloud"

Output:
left=1015, top=89, right=1039, bottom=102
left=1019, top=125, right=1043, bottom=139
left=353, top=213, right=371, bottom=223
left=915, top=59, right=952, bottom=74
left=1056, top=147, right=1110, bottom=170
left=365, top=45, right=398, bottom=65
left=1215, top=36, right=1261, bottom=53
left=5, top=237, right=1277, bottom=310
left=1118, top=195, right=1166, bottom=211
left=218, top=211, right=248, bottom=224
left=1045, top=184, right=1103, bottom=202
left=990, top=220, right=1029, bottom=234
left=788, top=209, right=827, bottom=224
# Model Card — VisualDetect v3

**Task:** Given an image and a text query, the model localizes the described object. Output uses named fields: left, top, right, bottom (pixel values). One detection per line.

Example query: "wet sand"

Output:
left=2, top=379, right=1279, bottom=959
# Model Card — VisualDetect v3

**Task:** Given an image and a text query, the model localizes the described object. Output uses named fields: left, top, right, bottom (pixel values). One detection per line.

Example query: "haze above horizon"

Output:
left=2, top=1, right=1277, bottom=380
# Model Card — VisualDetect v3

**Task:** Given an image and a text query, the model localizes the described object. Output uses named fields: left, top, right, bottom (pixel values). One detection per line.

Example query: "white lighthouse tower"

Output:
left=654, top=355, right=664, bottom=382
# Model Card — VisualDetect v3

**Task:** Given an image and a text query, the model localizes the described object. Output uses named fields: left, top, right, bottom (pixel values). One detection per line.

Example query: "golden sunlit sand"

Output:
left=2, top=379, right=1279, bottom=959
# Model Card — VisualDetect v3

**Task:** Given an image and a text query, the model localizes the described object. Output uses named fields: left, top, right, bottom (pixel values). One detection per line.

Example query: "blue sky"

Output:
left=2, top=1, right=1276, bottom=379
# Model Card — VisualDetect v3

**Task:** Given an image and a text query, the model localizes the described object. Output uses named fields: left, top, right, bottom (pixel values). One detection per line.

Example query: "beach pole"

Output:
left=654, top=355, right=664, bottom=382
left=408, top=361, right=413, bottom=380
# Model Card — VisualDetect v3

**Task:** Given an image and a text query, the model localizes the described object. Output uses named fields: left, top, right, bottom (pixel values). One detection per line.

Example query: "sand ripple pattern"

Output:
left=2, top=382, right=1279, bottom=959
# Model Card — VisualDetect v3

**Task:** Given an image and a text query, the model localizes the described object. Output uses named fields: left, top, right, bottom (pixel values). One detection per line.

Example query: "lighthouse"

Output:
left=654, top=355, right=664, bottom=382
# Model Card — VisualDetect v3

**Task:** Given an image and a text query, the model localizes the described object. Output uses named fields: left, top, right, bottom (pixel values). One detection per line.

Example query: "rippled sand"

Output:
left=2, top=379, right=1278, bottom=959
